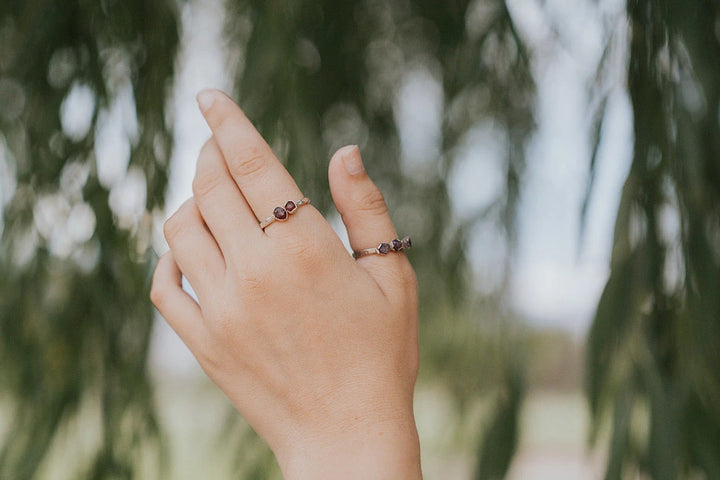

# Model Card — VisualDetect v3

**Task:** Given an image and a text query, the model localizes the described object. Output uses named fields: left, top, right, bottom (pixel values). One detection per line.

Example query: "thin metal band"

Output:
left=352, top=237, right=412, bottom=259
left=259, top=197, right=310, bottom=230
left=353, top=247, right=383, bottom=259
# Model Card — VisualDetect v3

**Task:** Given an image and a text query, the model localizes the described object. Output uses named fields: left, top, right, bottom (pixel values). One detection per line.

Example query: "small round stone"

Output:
left=391, top=239, right=403, bottom=251
left=285, top=200, right=297, bottom=213
left=378, top=242, right=391, bottom=255
left=273, top=206, right=288, bottom=220
left=402, top=236, right=412, bottom=249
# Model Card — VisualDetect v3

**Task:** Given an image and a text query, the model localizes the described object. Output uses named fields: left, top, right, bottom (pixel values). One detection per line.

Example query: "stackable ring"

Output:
left=352, top=236, right=412, bottom=259
left=259, top=197, right=310, bottom=230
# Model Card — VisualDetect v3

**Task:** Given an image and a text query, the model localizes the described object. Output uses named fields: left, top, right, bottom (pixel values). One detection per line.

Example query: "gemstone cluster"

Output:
left=259, top=197, right=310, bottom=230
left=352, top=236, right=412, bottom=259
left=376, top=236, right=412, bottom=255
left=271, top=199, right=304, bottom=222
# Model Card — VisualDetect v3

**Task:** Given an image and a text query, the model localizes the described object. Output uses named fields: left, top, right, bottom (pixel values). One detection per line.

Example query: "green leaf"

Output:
left=474, top=364, right=525, bottom=480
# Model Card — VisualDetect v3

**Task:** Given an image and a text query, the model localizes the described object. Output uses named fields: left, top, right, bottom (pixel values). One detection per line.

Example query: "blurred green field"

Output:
left=2, top=327, right=603, bottom=479
left=2, top=382, right=602, bottom=479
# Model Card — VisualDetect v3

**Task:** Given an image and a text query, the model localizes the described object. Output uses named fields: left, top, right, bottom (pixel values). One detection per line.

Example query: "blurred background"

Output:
left=1, top=0, right=719, bottom=478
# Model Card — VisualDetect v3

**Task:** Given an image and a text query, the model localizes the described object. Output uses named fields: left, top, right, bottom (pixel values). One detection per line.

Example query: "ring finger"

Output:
left=163, top=197, right=225, bottom=303
left=192, top=137, right=263, bottom=257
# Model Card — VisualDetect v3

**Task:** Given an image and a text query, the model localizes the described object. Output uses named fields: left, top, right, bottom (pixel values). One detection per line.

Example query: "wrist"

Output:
left=277, top=413, right=422, bottom=480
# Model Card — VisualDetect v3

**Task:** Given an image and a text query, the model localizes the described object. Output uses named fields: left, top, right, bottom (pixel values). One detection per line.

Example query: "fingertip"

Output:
left=330, top=145, right=363, bottom=176
left=329, top=145, right=362, bottom=199
left=327, top=144, right=398, bottom=247
left=196, top=88, right=221, bottom=114
left=196, top=89, right=239, bottom=120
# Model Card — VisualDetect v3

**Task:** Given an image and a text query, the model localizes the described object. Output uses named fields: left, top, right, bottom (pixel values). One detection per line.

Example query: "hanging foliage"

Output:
left=586, top=1, right=720, bottom=478
left=0, top=1, right=178, bottom=477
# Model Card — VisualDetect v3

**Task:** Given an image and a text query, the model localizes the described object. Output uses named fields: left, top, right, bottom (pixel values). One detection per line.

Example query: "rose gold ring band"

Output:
left=352, top=237, right=412, bottom=259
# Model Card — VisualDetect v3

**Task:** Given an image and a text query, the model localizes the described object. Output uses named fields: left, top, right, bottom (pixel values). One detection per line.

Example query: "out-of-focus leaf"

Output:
left=643, top=355, right=678, bottom=480
left=0, top=0, right=179, bottom=477
left=587, top=1, right=720, bottom=478
left=474, top=363, right=525, bottom=480
left=579, top=94, right=607, bottom=248
left=603, top=386, right=634, bottom=480
left=586, top=241, right=648, bottom=431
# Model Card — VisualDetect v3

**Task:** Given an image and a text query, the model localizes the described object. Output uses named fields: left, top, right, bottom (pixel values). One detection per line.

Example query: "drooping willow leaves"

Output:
left=0, top=1, right=178, bottom=478
left=586, top=1, right=720, bottom=478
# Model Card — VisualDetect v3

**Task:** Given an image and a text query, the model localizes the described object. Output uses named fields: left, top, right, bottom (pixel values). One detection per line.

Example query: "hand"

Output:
left=150, top=90, right=421, bottom=479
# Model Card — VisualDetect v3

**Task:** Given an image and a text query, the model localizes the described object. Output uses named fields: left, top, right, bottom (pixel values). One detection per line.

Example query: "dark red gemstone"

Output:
left=402, top=236, right=412, bottom=249
left=378, top=243, right=391, bottom=254
left=392, top=239, right=403, bottom=251
left=285, top=200, right=297, bottom=213
left=273, top=206, right=287, bottom=220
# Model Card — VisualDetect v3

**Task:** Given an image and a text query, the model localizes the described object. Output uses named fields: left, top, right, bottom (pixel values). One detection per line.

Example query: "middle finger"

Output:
left=163, top=197, right=225, bottom=303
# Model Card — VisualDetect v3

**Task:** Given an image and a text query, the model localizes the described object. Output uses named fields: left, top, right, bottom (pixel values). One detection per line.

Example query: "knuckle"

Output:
left=193, top=140, right=224, bottom=198
left=287, top=242, right=324, bottom=274
left=282, top=235, right=316, bottom=259
left=192, top=168, right=224, bottom=198
left=149, top=281, right=167, bottom=309
left=236, top=266, right=270, bottom=300
left=356, top=186, right=388, bottom=216
left=163, top=200, right=196, bottom=242
left=163, top=214, right=182, bottom=243
left=275, top=228, right=330, bottom=272
left=226, top=144, right=267, bottom=180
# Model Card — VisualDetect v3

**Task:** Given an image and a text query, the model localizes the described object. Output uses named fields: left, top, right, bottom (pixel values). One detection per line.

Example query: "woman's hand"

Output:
left=150, top=90, right=421, bottom=479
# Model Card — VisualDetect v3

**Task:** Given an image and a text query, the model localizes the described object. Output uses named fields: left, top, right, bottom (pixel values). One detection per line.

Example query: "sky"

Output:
left=508, top=0, right=632, bottom=334
left=149, top=0, right=228, bottom=377
left=150, top=0, right=635, bottom=376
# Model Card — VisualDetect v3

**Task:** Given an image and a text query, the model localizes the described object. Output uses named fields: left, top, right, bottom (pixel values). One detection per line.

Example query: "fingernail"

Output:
left=341, top=145, right=364, bottom=175
left=196, top=89, right=216, bottom=113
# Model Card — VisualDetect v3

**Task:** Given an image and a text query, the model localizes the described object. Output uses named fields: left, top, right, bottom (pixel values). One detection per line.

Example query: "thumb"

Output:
left=328, top=145, right=411, bottom=285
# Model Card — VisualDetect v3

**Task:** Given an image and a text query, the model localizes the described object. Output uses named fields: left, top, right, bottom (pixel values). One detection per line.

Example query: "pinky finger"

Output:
left=151, top=252, right=207, bottom=352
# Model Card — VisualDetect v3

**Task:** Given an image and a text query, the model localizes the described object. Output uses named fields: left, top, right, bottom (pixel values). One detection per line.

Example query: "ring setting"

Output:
left=259, top=197, right=310, bottom=230
left=353, top=236, right=412, bottom=259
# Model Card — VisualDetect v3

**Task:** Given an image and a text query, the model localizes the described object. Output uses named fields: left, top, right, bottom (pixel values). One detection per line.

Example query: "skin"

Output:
left=150, top=89, right=422, bottom=479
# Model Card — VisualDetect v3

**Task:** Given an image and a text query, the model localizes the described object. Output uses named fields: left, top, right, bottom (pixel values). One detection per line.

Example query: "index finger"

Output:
left=196, top=89, right=304, bottom=227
